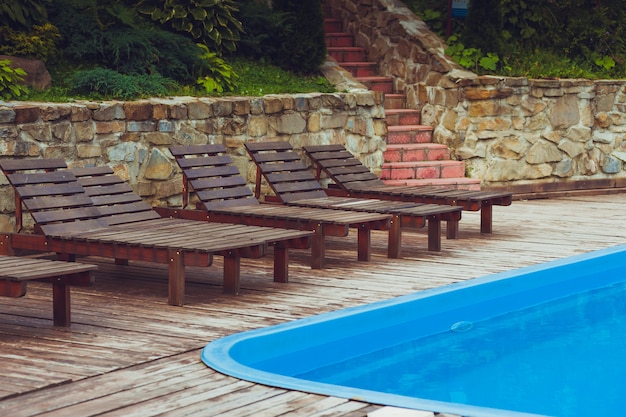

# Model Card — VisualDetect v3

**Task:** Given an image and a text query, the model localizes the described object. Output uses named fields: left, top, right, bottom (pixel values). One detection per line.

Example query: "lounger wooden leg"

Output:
left=357, top=226, right=371, bottom=262
left=310, top=224, right=325, bottom=270
left=168, top=249, right=185, bottom=306
left=428, top=217, right=442, bottom=252
left=51, top=279, right=71, bottom=327
left=388, top=215, right=402, bottom=258
left=0, top=234, right=13, bottom=256
left=446, top=219, right=459, bottom=239
left=481, top=204, right=493, bottom=234
left=223, top=253, right=241, bottom=294
left=274, top=245, right=289, bottom=283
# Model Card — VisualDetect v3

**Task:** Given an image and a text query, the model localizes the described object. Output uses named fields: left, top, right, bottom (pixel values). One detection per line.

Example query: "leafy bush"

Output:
left=236, top=0, right=294, bottom=64
left=0, top=0, right=49, bottom=30
left=196, top=44, right=238, bottom=93
left=0, top=23, right=60, bottom=61
left=134, top=0, right=243, bottom=54
left=408, top=0, right=626, bottom=79
left=271, top=0, right=326, bottom=74
left=69, top=68, right=176, bottom=100
left=0, top=59, right=28, bottom=99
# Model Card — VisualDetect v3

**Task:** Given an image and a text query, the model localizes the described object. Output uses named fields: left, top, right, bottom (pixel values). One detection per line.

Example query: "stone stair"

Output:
left=324, top=16, right=481, bottom=190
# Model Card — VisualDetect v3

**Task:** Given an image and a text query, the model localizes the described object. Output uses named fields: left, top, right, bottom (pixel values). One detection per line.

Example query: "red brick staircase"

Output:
left=324, top=16, right=481, bottom=191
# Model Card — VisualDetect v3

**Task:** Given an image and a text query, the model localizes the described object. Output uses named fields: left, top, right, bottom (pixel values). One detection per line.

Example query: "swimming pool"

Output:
left=201, top=244, right=626, bottom=417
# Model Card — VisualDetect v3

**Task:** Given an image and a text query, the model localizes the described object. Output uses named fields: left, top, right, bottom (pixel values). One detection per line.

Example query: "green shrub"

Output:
left=196, top=44, right=238, bottom=93
left=0, top=23, right=60, bottom=61
left=236, top=0, right=294, bottom=64
left=0, top=0, right=49, bottom=30
left=271, top=0, right=326, bottom=74
left=69, top=68, right=176, bottom=100
left=0, top=59, right=28, bottom=100
left=134, top=0, right=243, bottom=54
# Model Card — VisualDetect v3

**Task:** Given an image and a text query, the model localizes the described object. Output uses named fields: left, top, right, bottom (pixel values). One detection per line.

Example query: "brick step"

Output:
left=325, top=32, right=354, bottom=47
left=385, top=108, right=421, bottom=126
left=356, top=76, right=393, bottom=93
left=380, top=160, right=466, bottom=181
left=387, top=124, right=433, bottom=144
left=327, top=47, right=367, bottom=63
left=384, top=143, right=450, bottom=163
left=324, top=18, right=343, bottom=33
left=382, top=177, right=482, bottom=191
left=383, top=93, right=405, bottom=109
left=340, top=61, right=379, bottom=77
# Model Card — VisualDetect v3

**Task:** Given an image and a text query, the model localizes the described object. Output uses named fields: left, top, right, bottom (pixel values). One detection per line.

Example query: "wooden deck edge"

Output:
left=483, top=178, right=626, bottom=200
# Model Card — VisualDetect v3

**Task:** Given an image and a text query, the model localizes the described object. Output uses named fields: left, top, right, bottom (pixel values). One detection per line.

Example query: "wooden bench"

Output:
left=244, top=141, right=463, bottom=257
left=0, top=252, right=96, bottom=326
left=303, top=144, right=513, bottom=235
left=164, top=144, right=391, bottom=269
left=0, top=159, right=312, bottom=306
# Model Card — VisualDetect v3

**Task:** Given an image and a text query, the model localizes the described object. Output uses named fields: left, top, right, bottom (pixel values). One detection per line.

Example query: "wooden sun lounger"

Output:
left=0, top=254, right=96, bottom=326
left=163, top=144, right=391, bottom=270
left=0, top=159, right=312, bottom=306
left=244, top=141, right=463, bottom=257
left=302, top=144, right=513, bottom=235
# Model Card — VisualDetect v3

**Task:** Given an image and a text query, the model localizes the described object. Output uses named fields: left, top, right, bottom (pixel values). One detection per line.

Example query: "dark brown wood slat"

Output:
left=21, top=195, right=94, bottom=211
left=0, top=158, right=66, bottom=172
left=252, top=152, right=302, bottom=164
left=176, top=155, right=232, bottom=169
left=272, top=180, right=326, bottom=194
left=81, top=183, right=134, bottom=197
left=265, top=171, right=318, bottom=183
left=200, top=197, right=260, bottom=209
left=90, top=194, right=144, bottom=207
left=257, top=161, right=310, bottom=175
left=244, top=141, right=293, bottom=152
left=14, top=183, right=84, bottom=198
left=68, top=165, right=114, bottom=177
left=190, top=176, right=249, bottom=191
left=195, top=188, right=254, bottom=202
left=5, top=170, right=77, bottom=186
left=185, top=165, right=241, bottom=180
left=77, top=174, right=124, bottom=188
left=169, top=143, right=225, bottom=156
left=31, top=207, right=102, bottom=224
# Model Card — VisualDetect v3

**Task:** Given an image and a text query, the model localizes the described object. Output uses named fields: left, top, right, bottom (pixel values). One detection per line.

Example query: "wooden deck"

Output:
left=1, top=194, right=625, bottom=416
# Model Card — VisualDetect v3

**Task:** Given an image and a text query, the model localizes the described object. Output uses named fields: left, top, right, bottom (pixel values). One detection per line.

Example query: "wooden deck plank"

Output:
left=0, top=195, right=624, bottom=416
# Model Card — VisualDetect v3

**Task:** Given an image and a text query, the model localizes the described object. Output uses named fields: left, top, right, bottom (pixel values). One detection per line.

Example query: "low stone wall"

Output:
left=0, top=84, right=386, bottom=231
left=326, top=0, right=626, bottom=192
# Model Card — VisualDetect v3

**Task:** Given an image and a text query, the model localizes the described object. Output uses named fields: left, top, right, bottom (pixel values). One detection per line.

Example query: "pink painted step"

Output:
left=384, top=143, right=450, bottom=163
left=356, top=76, right=393, bottom=93
left=327, top=47, right=367, bottom=63
left=324, top=18, right=343, bottom=33
left=383, top=93, right=405, bottom=109
left=385, top=108, right=421, bottom=126
left=325, top=33, right=354, bottom=47
left=382, top=177, right=482, bottom=191
left=381, top=160, right=466, bottom=180
left=340, top=62, right=379, bottom=77
left=386, top=125, right=433, bottom=144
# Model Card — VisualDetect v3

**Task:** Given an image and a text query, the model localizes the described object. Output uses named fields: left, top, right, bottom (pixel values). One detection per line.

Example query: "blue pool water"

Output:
left=201, top=245, right=626, bottom=417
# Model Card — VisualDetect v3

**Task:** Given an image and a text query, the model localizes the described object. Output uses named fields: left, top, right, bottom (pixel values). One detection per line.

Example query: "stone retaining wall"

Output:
left=326, top=0, right=626, bottom=192
left=0, top=87, right=386, bottom=230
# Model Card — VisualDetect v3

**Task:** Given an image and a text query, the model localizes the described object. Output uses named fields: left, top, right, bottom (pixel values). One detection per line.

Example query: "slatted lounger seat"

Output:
left=244, top=141, right=463, bottom=257
left=163, top=144, right=391, bottom=270
left=302, top=144, right=513, bottom=236
left=0, top=254, right=96, bottom=326
left=0, top=159, right=312, bottom=306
